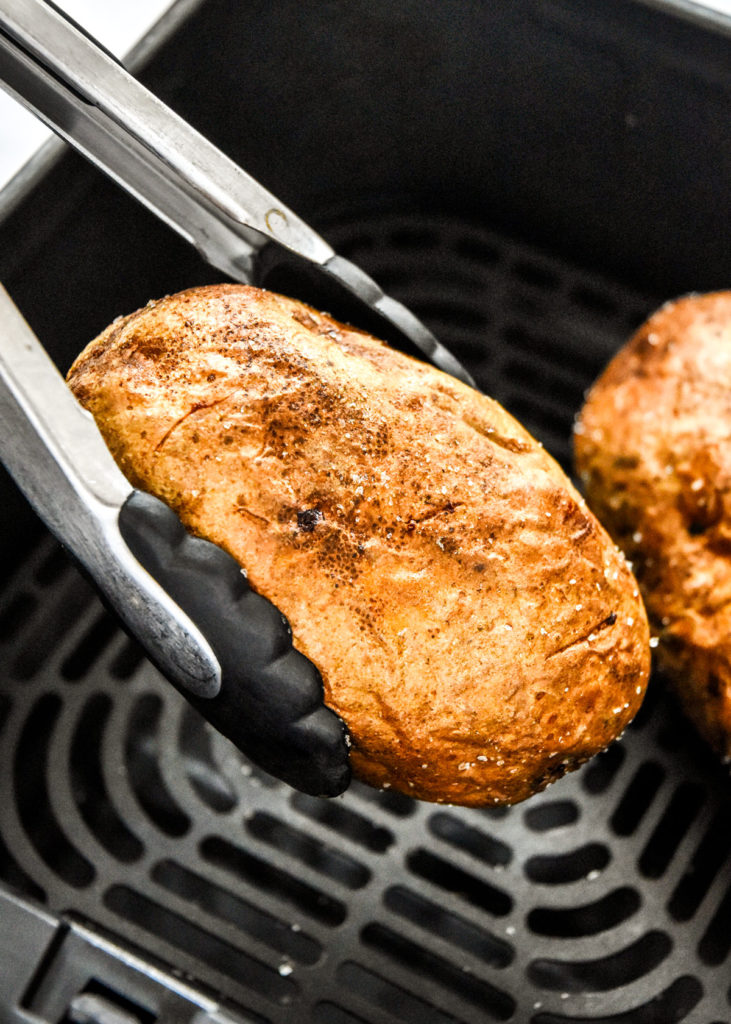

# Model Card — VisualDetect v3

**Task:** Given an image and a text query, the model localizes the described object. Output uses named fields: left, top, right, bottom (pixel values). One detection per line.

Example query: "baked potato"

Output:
left=575, top=291, right=731, bottom=760
left=68, top=284, right=650, bottom=803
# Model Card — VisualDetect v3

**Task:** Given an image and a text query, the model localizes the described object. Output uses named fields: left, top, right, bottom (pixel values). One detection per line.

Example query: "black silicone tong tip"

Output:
left=119, top=489, right=352, bottom=798
left=255, top=242, right=476, bottom=388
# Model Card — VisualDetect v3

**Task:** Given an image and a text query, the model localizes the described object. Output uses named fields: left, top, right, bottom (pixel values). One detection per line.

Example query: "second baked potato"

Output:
left=575, top=291, right=731, bottom=760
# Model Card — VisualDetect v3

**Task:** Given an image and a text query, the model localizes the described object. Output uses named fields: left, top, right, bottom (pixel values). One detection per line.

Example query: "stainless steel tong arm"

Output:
left=0, top=0, right=334, bottom=280
left=0, top=284, right=353, bottom=795
left=0, top=0, right=473, bottom=385
left=0, top=283, right=222, bottom=698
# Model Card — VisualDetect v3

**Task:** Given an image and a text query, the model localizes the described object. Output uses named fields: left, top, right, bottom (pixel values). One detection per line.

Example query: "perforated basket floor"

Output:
left=1, top=213, right=730, bottom=1024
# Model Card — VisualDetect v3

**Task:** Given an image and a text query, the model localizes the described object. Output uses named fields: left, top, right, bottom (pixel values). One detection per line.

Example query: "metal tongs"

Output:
left=0, top=0, right=472, bottom=795
left=0, top=0, right=472, bottom=382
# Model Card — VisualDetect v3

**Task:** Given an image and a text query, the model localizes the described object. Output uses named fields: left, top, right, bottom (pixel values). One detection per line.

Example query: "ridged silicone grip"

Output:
left=118, top=490, right=351, bottom=797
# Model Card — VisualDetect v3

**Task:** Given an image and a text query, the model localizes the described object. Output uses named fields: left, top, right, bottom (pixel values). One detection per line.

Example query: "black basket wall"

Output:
left=0, top=2, right=729, bottom=1022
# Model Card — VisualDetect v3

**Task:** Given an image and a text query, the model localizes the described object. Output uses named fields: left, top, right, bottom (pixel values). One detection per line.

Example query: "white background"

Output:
left=0, top=0, right=174, bottom=189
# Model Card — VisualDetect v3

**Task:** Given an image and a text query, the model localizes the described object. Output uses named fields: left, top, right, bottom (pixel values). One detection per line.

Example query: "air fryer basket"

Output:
left=0, top=2, right=729, bottom=1022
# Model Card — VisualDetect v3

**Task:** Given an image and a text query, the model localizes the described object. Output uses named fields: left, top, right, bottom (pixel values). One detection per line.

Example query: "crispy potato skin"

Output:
left=575, top=291, right=731, bottom=760
left=68, top=284, right=649, bottom=804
